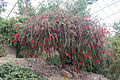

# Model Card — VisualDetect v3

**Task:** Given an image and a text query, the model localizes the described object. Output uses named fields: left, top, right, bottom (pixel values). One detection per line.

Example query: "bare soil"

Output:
left=0, top=57, right=109, bottom=80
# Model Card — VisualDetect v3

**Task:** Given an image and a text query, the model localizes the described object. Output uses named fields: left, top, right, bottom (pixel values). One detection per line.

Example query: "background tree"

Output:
left=17, top=0, right=36, bottom=16
left=114, top=21, right=120, bottom=37
left=0, top=0, right=7, bottom=14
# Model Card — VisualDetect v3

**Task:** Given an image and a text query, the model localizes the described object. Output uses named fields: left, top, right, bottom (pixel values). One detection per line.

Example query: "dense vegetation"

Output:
left=0, top=63, right=44, bottom=80
left=0, top=0, right=120, bottom=80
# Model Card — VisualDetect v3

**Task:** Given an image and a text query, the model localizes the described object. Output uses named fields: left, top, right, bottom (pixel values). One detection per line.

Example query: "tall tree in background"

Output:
left=37, top=0, right=97, bottom=17
left=17, top=0, right=36, bottom=16
left=0, top=0, right=7, bottom=14
left=114, top=21, right=120, bottom=37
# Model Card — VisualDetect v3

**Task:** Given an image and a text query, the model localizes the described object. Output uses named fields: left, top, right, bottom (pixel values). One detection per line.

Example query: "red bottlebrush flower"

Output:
left=34, top=45, right=36, bottom=48
left=82, top=60, right=84, bottom=62
left=45, top=50, right=48, bottom=53
left=42, top=65, right=44, bottom=68
left=26, top=38, right=28, bottom=41
left=28, top=30, right=31, bottom=32
left=31, top=40, right=35, bottom=44
left=50, top=51, right=53, bottom=53
left=111, top=57, right=114, bottom=60
left=29, top=26, right=32, bottom=28
left=96, top=60, right=99, bottom=63
left=43, top=24, right=46, bottom=26
left=40, top=60, right=42, bottom=62
left=97, top=52, right=100, bottom=55
left=83, top=17, right=85, bottom=20
left=69, top=56, right=71, bottom=60
left=61, top=49, right=63, bottom=52
left=22, top=28, right=25, bottom=31
left=14, top=28, right=18, bottom=30
left=106, top=31, right=110, bottom=34
left=54, top=46, right=56, bottom=49
left=100, top=61, right=103, bottom=63
left=28, top=41, right=30, bottom=45
left=35, top=55, right=38, bottom=58
left=38, top=42, right=41, bottom=46
left=49, top=53, right=51, bottom=56
left=77, top=60, right=78, bottom=63
left=44, top=42, right=46, bottom=45
left=44, top=19, right=47, bottom=22
left=27, top=52, right=29, bottom=54
left=24, top=51, right=25, bottom=53
left=80, top=56, right=82, bottom=58
left=91, top=58, right=93, bottom=61
left=88, top=56, right=90, bottom=59
left=71, top=50, right=75, bottom=54
left=106, top=53, right=108, bottom=56
left=12, top=40, right=17, bottom=43
left=73, top=62, right=75, bottom=65
left=36, top=32, right=39, bottom=35
left=78, top=69, right=80, bottom=74
left=20, top=36, right=22, bottom=39
left=41, top=44, right=43, bottom=47
left=12, top=35, right=16, bottom=38
left=53, top=41, right=55, bottom=44
left=101, top=34, right=105, bottom=38
left=93, top=61, right=96, bottom=64
left=29, top=45, right=31, bottom=48
left=29, top=55, right=32, bottom=58
left=42, top=48, right=44, bottom=52
left=85, top=49, right=87, bottom=52
left=99, top=65, right=103, bottom=67
left=81, top=63, right=83, bottom=67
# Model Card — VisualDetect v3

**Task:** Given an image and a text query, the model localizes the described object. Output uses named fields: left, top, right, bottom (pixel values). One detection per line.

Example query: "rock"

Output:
left=73, top=72, right=80, bottom=79
left=61, top=70, right=73, bottom=78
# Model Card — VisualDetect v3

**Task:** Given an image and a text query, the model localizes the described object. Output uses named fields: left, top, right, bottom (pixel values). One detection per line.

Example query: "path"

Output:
left=5, top=46, right=16, bottom=58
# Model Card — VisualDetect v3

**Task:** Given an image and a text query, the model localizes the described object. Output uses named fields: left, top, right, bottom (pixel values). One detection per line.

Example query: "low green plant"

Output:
left=0, top=63, right=44, bottom=80
left=104, top=58, right=120, bottom=80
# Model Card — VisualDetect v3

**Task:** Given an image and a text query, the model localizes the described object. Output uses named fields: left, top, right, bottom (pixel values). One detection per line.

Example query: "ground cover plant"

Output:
left=0, top=63, right=44, bottom=80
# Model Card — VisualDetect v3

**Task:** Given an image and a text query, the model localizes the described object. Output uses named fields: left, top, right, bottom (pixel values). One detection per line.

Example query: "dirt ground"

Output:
left=0, top=57, right=109, bottom=80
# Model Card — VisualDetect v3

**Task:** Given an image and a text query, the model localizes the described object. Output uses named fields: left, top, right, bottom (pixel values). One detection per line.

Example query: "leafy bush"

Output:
left=0, top=63, right=44, bottom=80
left=104, top=58, right=120, bottom=80
left=0, top=16, right=28, bottom=44
left=111, top=36, right=120, bottom=60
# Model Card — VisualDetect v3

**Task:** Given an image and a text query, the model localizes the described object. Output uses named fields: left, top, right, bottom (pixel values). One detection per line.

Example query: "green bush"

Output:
left=111, top=36, right=120, bottom=60
left=0, top=63, right=44, bottom=80
left=104, top=58, right=120, bottom=80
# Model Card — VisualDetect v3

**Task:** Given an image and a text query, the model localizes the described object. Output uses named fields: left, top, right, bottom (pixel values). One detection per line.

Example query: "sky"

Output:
left=1, top=0, right=120, bottom=26
left=89, top=0, right=120, bottom=25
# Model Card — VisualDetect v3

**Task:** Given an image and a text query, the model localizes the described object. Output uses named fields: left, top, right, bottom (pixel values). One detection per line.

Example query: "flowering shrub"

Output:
left=12, top=9, right=114, bottom=73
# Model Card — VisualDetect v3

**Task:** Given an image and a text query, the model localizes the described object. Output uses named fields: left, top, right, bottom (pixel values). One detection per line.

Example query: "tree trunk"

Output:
left=60, top=54, right=65, bottom=68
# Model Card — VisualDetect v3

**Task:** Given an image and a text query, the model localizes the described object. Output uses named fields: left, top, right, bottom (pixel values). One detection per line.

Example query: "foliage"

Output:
left=0, top=39, right=7, bottom=57
left=0, top=16, right=28, bottom=45
left=111, top=36, right=120, bottom=60
left=113, top=21, right=120, bottom=37
left=12, top=8, right=113, bottom=74
left=17, top=0, right=36, bottom=16
left=37, top=0, right=89, bottom=16
left=104, top=58, right=120, bottom=80
left=0, top=63, right=44, bottom=80
left=0, top=0, right=7, bottom=14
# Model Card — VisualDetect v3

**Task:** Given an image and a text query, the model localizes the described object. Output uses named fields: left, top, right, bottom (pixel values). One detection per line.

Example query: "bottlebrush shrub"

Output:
left=11, top=9, right=114, bottom=74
